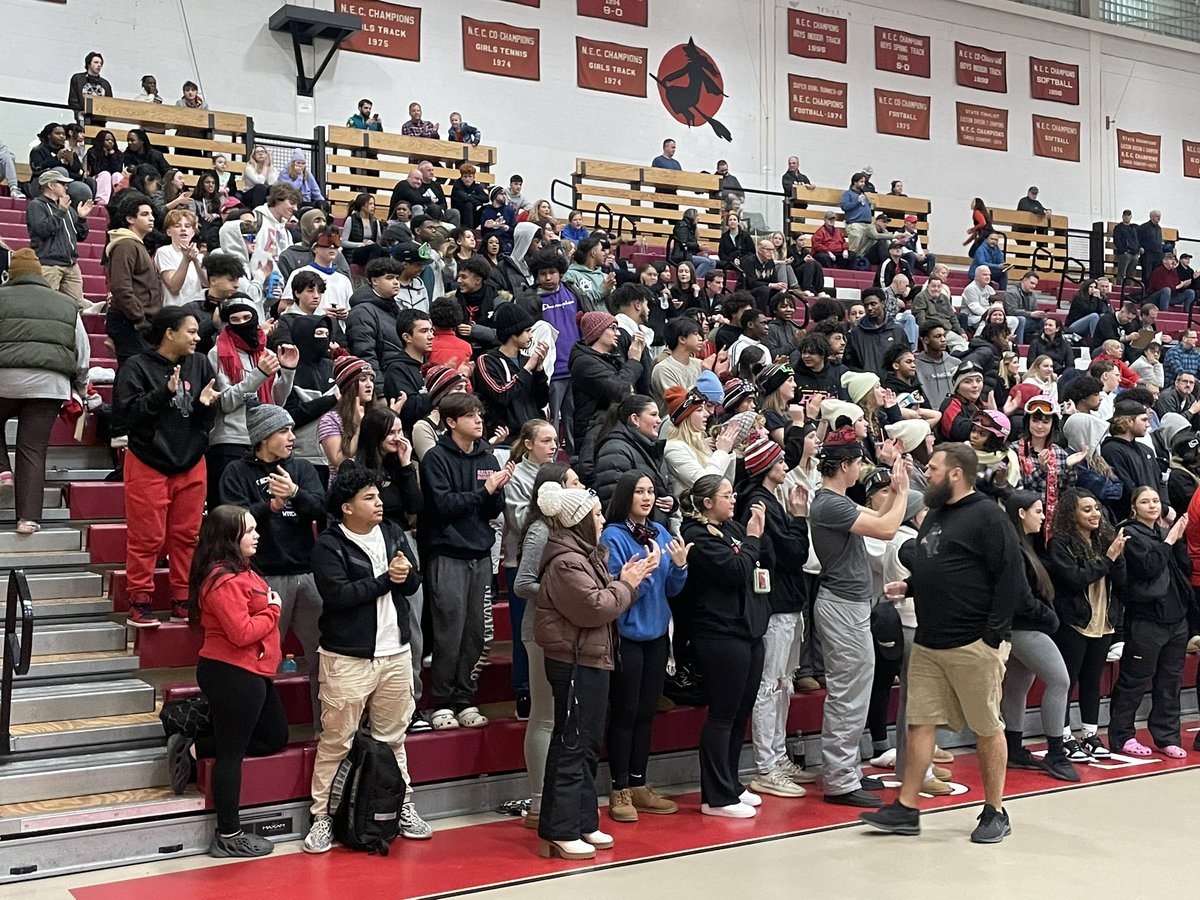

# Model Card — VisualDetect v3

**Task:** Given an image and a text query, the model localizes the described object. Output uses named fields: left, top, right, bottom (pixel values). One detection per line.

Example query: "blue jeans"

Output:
left=896, top=311, right=918, bottom=349
left=691, top=255, right=716, bottom=279
left=1066, top=313, right=1099, bottom=338
left=1151, top=287, right=1196, bottom=313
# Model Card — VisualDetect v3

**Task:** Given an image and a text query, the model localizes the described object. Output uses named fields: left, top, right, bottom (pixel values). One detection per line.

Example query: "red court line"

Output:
left=71, top=731, right=1198, bottom=900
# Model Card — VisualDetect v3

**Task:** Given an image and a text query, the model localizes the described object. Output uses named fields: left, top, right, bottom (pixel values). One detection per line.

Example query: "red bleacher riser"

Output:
left=48, top=414, right=100, bottom=446
left=88, top=333, right=111, bottom=357
left=69, top=481, right=125, bottom=519
left=83, top=314, right=107, bottom=334
left=165, top=675, right=312, bottom=726
left=87, top=523, right=126, bottom=564
left=109, top=568, right=171, bottom=607
left=133, top=621, right=204, bottom=668
left=196, top=742, right=316, bottom=809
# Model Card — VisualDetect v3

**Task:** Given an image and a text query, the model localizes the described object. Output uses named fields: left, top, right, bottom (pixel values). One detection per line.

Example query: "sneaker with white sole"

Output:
left=780, top=758, right=818, bottom=784
left=303, top=814, right=333, bottom=853
left=1080, top=733, right=1111, bottom=759
left=750, top=766, right=806, bottom=798
left=1063, top=737, right=1092, bottom=762
left=1106, top=641, right=1124, bottom=662
left=869, top=747, right=897, bottom=768
left=701, top=802, right=756, bottom=818
left=399, top=802, right=433, bottom=839
left=738, top=789, right=762, bottom=807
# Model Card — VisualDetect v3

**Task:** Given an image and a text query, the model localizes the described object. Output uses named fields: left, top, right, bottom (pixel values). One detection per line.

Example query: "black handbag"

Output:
left=159, top=695, right=214, bottom=739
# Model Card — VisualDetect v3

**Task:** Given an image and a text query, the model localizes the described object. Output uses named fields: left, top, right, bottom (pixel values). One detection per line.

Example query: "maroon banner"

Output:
left=955, top=102, right=1008, bottom=151
left=1184, top=140, right=1200, bottom=179
left=502, top=0, right=540, bottom=5
left=461, top=17, right=541, bottom=80
left=874, top=89, right=930, bottom=140
left=1032, top=115, right=1080, bottom=162
left=788, top=75, right=847, bottom=128
left=1117, top=130, right=1161, bottom=173
left=786, top=10, right=847, bottom=63
left=576, top=36, right=647, bottom=97
left=874, top=27, right=930, bottom=78
left=956, top=42, right=1007, bottom=93
left=1029, top=57, right=1080, bottom=105
left=577, top=0, right=647, bottom=26
left=336, top=2, right=421, bottom=61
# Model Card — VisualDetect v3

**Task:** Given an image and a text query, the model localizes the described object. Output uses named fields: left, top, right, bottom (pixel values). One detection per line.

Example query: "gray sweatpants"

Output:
left=427, top=555, right=490, bottom=710
left=814, top=590, right=874, bottom=795
left=265, top=572, right=323, bottom=727
left=404, top=533, right=425, bottom=707
left=1001, top=629, right=1070, bottom=738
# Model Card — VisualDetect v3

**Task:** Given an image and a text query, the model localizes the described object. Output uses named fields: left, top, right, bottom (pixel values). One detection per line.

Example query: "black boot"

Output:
left=1006, top=730, right=1044, bottom=770
left=1042, top=735, right=1081, bottom=782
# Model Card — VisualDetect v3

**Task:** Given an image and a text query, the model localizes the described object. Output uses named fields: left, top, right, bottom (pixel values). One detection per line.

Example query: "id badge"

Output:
left=753, top=567, right=771, bottom=594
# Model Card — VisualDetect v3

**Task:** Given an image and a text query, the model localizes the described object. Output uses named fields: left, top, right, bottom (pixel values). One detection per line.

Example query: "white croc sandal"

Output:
left=429, top=708, right=460, bottom=730
left=455, top=707, right=488, bottom=728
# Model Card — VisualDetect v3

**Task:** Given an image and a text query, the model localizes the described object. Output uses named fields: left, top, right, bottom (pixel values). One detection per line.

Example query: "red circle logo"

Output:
left=653, top=39, right=731, bottom=142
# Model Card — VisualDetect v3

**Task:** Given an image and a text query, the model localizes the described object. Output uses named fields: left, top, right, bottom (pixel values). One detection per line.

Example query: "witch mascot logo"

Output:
left=652, top=39, right=732, bottom=142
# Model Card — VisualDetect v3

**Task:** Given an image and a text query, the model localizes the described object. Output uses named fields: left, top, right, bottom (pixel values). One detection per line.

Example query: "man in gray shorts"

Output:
left=861, top=442, right=1022, bottom=843
left=807, top=425, right=910, bottom=808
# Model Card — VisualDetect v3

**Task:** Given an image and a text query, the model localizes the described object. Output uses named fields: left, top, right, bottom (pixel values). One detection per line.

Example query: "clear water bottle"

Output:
left=281, top=654, right=297, bottom=673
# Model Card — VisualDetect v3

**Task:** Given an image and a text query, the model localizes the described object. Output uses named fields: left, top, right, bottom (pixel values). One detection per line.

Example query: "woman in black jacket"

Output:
left=1107, top=486, right=1192, bottom=758
left=1000, top=491, right=1077, bottom=782
left=354, top=405, right=423, bottom=525
left=717, top=212, right=755, bottom=273
left=1044, top=488, right=1128, bottom=763
left=734, top=438, right=811, bottom=799
left=122, top=128, right=170, bottom=177
left=678, top=474, right=769, bottom=818
left=1026, top=316, right=1074, bottom=375
left=84, top=129, right=123, bottom=205
left=591, top=395, right=675, bottom=528
left=113, top=307, right=219, bottom=628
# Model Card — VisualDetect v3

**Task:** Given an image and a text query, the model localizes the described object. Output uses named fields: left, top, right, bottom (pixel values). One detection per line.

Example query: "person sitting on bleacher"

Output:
left=122, top=129, right=169, bottom=178
left=883, top=273, right=919, bottom=349
left=480, top=185, right=516, bottom=255
left=1065, top=278, right=1108, bottom=342
left=1027, top=316, right=1074, bottom=375
left=278, top=150, right=324, bottom=212
left=895, top=215, right=935, bottom=275
left=565, top=235, right=616, bottom=312
left=790, top=330, right=845, bottom=399
left=860, top=214, right=896, bottom=267
left=400, top=101, right=439, bottom=138
left=1165, top=328, right=1200, bottom=381
left=278, top=208, right=350, bottom=280
left=415, top=160, right=460, bottom=226
left=811, top=210, right=857, bottom=270
left=1093, top=340, right=1140, bottom=390
left=83, top=130, right=122, bottom=206
left=718, top=211, right=755, bottom=275
left=911, top=274, right=967, bottom=353
left=968, top=231, right=1012, bottom=292
left=303, top=462, right=430, bottom=853
left=450, top=163, right=489, bottom=230
left=241, top=145, right=278, bottom=209
left=878, top=242, right=914, bottom=288
left=1004, top=271, right=1047, bottom=343
left=29, top=122, right=92, bottom=205
left=961, top=265, right=999, bottom=331
left=846, top=289, right=906, bottom=376
left=253, top=182, right=300, bottom=259
left=669, top=208, right=716, bottom=279
left=1147, top=255, right=1197, bottom=315
left=25, top=168, right=92, bottom=310
left=1131, top=339, right=1165, bottom=388
left=739, top=237, right=788, bottom=313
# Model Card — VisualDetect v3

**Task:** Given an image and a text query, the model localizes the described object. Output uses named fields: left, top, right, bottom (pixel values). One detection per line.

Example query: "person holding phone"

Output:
left=178, top=505, right=288, bottom=858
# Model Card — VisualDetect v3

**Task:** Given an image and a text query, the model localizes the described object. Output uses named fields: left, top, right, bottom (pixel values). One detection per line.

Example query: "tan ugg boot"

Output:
left=630, top=785, right=679, bottom=815
left=608, top=788, right=638, bottom=822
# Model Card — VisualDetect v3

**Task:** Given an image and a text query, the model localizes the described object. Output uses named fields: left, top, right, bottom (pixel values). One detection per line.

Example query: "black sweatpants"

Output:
left=539, top=657, right=608, bottom=842
left=196, top=657, right=289, bottom=833
left=1108, top=618, right=1188, bottom=749
left=607, top=634, right=669, bottom=790
left=692, top=635, right=764, bottom=808
left=867, top=642, right=904, bottom=745
left=1052, top=623, right=1112, bottom=727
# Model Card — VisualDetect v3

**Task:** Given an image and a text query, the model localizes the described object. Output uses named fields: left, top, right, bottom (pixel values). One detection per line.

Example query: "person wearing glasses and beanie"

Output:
left=534, top=482, right=656, bottom=859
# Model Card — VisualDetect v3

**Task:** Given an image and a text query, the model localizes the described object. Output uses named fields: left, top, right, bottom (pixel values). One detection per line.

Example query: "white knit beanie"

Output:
left=537, top=483, right=596, bottom=528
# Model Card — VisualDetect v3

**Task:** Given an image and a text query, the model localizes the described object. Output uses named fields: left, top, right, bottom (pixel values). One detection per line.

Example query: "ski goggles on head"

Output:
left=1024, top=395, right=1059, bottom=417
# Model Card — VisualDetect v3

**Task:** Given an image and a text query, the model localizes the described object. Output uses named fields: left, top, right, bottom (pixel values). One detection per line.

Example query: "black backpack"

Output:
left=329, top=729, right=407, bottom=855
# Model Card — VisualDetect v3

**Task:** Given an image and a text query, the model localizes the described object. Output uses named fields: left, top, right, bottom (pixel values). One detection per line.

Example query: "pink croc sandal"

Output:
left=1121, top=739, right=1154, bottom=757
left=1161, top=745, right=1188, bottom=759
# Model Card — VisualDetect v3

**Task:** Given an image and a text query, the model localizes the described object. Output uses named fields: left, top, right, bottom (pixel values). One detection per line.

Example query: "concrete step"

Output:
left=0, top=548, right=90, bottom=569
left=8, top=711, right=164, bottom=754
left=19, top=649, right=141, bottom=682
left=30, top=595, right=112, bottom=618
left=10, top=678, right=156, bottom=725
left=32, top=621, right=127, bottom=655
left=0, top=527, right=82, bottom=554
left=0, top=487, right=63, bottom=511
left=2, top=570, right=104, bottom=600
left=0, top=507, right=71, bottom=524
left=0, top=747, right=167, bottom=804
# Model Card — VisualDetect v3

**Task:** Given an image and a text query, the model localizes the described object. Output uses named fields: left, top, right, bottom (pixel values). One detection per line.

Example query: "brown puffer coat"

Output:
left=535, top=530, right=633, bottom=670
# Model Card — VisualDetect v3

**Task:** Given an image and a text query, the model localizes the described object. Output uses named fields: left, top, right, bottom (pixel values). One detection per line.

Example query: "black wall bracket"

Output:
left=268, top=4, right=362, bottom=98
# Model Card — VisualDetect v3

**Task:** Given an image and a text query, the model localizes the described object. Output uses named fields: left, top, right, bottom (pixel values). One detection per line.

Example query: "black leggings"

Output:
left=1051, top=623, right=1112, bottom=727
left=607, top=634, right=669, bottom=790
left=868, top=641, right=904, bottom=744
left=692, top=635, right=764, bottom=808
left=196, top=657, right=289, bottom=833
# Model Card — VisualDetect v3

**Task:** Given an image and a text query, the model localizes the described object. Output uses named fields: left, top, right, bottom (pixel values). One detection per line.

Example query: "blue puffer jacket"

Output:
left=600, top=521, right=686, bottom=642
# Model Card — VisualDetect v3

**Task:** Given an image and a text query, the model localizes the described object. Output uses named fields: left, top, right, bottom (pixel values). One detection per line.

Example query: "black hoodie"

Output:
left=567, top=341, right=644, bottom=455
left=418, top=431, right=505, bottom=559
left=218, top=453, right=326, bottom=575
left=736, top=482, right=809, bottom=615
left=346, top=285, right=404, bottom=391
left=1100, top=435, right=1165, bottom=520
left=677, top=516, right=768, bottom=641
left=112, top=349, right=216, bottom=475
left=1117, top=519, right=1191, bottom=625
left=790, top=355, right=848, bottom=400
left=283, top=314, right=337, bottom=430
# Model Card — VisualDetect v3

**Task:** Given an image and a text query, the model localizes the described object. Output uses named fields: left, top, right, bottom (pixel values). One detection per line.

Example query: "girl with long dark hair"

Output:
left=1013, top=395, right=1083, bottom=537
left=1000, top=491, right=1077, bottom=782
left=84, top=129, right=123, bottom=204
left=1045, top=489, right=1128, bottom=762
left=534, top=484, right=655, bottom=859
left=173, top=505, right=287, bottom=858
left=600, top=471, right=691, bottom=822
left=353, top=404, right=422, bottom=524
left=964, top=197, right=993, bottom=255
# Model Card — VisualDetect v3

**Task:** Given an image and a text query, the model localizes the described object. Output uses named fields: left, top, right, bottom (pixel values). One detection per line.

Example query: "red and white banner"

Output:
left=576, top=37, right=647, bottom=96
left=1117, top=130, right=1161, bottom=173
left=788, top=75, right=847, bottom=128
left=874, top=89, right=930, bottom=140
left=1184, top=140, right=1200, bottom=179
left=577, top=0, right=648, bottom=27
left=1032, top=115, right=1081, bottom=162
left=1029, top=57, right=1080, bottom=105
left=461, top=17, right=541, bottom=81
left=955, top=42, right=1007, bottom=93
left=336, top=2, right=421, bottom=61
left=956, top=102, right=1008, bottom=152
left=786, top=10, right=847, bottom=63
left=874, top=27, right=930, bottom=78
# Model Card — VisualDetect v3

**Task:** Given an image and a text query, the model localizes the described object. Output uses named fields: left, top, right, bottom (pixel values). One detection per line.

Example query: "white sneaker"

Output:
left=1106, top=641, right=1124, bottom=662
left=302, top=814, right=333, bottom=853
left=738, top=789, right=762, bottom=807
left=780, top=758, right=818, bottom=784
left=750, top=766, right=806, bottom=798
left=869, top=748, right=897, bottom=768
left=399, top=801, right=433, bottom=839
left=701, top=802, right=756, bottom=818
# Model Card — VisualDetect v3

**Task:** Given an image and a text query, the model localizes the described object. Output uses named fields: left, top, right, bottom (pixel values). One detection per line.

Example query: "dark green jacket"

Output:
left=0, top=274, right=79, bottom=377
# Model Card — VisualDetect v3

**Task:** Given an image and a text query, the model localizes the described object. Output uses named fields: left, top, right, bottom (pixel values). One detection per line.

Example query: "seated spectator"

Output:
left=565, top=236, right=616, bottom=312
left=562, top=210, right=589, bottom=243
left=1093, top=340, right=1139, bottom=389
left=846, top=289, right=906, bottom=374
left=1004, top=271, right=1046, bottom=341
left=910, top=275, right=967, bottom=353
left=1065, top=278, right=1108, bottom=340
left=961, top=265, right=1000, bottom=330
left=1131, top=340, right=1165, bottom=388
left=1147, top=255, right=1196, bottom=314
left=155, top=209, right=205, bottom=307
left=718, top=211, right=755, bottom=273
left=1022, top=354, right=1058, bottom=395
left=765, top=294, right=802, bottom=360
left=122, top=129, right=169, bottom=177
left=859, top=213, right=896, bottom=266
left=67, top=51, right=113, bottom=117
left=480, top=187, right=516, bottom=256
left=449, top=163, right=489, bottom=229
left=791, top=330, right=845, bottom=398
left=895, top=214, right=935, bottom=274
left=254, top=183, right=300, bottom=259
left=446, top=111, right=481, bottom=145
left=211, top=154, right=238, bottom=199
left=189, top=171, right=222, bottom=231
left=0, top=249, right=89, bottom=534
left=134, top=73, right=163, bottom=106
left=339, top=192, right=383, bottom=265
left=738, top=238, right=788, bottom=312
left=1154, top=371, right=1200, bottom=421
left=241, top=145, right=278, bottom=209
left=303, top=462, right=428, bottom=854
left=1163, top=328, right=1200, bottom=382
left=783, top=231, right=826, bottom=295
left=400, top=102, right=439, bottom=138
left=271, top=269, right=328, bottom=347
left=729, top=308, right=770, bottom=369
left=668, top=208, right=716, bottom=279
left=968, top=231, right=1012, bottom=291
left=878, top=242, right=914, bottom=288
left=1094, top=299, right=1138, bottom=352
left=506, top=175, right=534, bottom=217
left=83, top=129, right=122, bottom=205
left=282, top=227, right=354, bottom=317
left=30, top=122, right=92, bottom=204
left=26, top=169, right=92, bottom=309
left=811, top=211, right=857, bottom=269
left=278, top=150, right=325, bottom=211
left=882, top=273, right=918, bottom=349
left=412, top=160, right=459, bottom=225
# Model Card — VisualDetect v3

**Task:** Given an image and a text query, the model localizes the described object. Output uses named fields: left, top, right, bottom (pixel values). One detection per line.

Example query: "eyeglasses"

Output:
left=606, top=323, right=621, bottom=331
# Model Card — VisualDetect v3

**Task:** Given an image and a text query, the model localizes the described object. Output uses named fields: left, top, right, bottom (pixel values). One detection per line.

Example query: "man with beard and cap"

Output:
left=277, top=208, right=351, bottom=280
left=480, top=186, right=517, bottom=255
left=807, top=426, right=910, bottom=809
left=219, top=404, right=327, bottom=722
left=205, top=298, right=298, bottom=508
left=283, top=315, right=339, bottom=473
left=861, top=442, right=1021, bottom=844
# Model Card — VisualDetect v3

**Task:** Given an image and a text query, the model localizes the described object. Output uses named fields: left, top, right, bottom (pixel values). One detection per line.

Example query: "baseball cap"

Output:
left=38, top=167, right=73, bottom=187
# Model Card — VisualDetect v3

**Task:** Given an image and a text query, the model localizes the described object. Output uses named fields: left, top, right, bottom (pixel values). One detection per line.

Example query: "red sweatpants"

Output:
left=124, top=453, right=206, bottom=602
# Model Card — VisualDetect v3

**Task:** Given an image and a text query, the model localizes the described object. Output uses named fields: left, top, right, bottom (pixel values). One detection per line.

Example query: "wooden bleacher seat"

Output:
left=83, top=97, right=249, bottom=185
left=1099, top=220, right=1179, bottom=282
left=324, top=126, right=496, bottom=213
left=572, top=158, right=723, bottom=247
left=986, top=207, right=1069, bottom=273
left=786, top=186, right=933, bottom=256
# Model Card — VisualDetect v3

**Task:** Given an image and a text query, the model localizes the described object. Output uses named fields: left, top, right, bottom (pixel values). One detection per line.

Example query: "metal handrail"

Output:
left=592, top=202, right=615, bottom=235
left=549, top=178, right=576, bottom=213
left=0, top=94, right=72, bottom=111
left=1, top=568, right=34, bottom=758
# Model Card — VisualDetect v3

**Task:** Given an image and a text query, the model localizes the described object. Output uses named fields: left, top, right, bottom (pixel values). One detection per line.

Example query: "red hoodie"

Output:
left=1094, top=351, right=1139, bottom=389
left=197, top=568, right=282, bottom=676
left=429, top=328, right=473, bottom=370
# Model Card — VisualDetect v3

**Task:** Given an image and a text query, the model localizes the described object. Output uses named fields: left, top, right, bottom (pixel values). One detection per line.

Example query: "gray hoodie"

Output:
left=915, top=350, right=957, bottom=408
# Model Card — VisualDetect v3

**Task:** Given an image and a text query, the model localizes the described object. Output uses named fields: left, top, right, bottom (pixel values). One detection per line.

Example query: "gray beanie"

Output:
left=246, top=404, right=294, bottom=448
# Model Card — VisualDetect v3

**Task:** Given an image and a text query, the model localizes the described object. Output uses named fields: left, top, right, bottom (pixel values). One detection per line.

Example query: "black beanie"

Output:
left=493, top=302, right=535, bottom=343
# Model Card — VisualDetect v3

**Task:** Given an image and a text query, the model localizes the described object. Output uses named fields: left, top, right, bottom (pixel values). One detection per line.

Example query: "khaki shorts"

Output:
left=906, top=639, right=1009, bottom=736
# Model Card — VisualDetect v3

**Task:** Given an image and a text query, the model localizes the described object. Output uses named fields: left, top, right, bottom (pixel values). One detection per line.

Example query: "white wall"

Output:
left=2, top=0, right=1199, bottom=251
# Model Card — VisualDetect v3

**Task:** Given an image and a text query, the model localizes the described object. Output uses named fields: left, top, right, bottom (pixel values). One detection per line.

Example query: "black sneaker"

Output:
left=515, top=692, right=531, bottom=721
left=407, top=712, right=433, bottom=734
left=824, top=789, right=883, bottom=808
left=1080, top=733, right=1110, bottom=759
left=166, top=734, right=196, bottom=795
left=1042, top=752, right=1081, bottom=783
left=209, top=830, right=274, bottom=858
left=1063, top=737, right=1092, bottom=762
left=970, top=805, right=1011, bottom=844
left=860, top=775, right=886, bottom=792
left=1007, top=746, right=1047, bottom=771
left=860, top=800, right=920, bottom=836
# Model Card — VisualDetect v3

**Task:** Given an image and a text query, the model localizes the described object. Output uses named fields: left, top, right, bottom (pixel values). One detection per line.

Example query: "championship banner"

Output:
left=788, top=75, right=848, bottom=127
left=576, top=36, right=647, bottom=96
left=1117, top=130, right=1161, bottom=173
left=1029, top=57, right=1079, bottom=105
left=462, top=17, right=541, bottom=80
left=787, top=10, right=847, bottom=63
left=1032, top=115, right=1081, bottom=162
left=577, top=0, right=648, bottom=26
left=1184, top=140, right=1200, bottom=179
left=956, top=42, right=1007, bottom=93
left=874, top=27, right=930, bottom=78
left=336, top=2, right=421, bottom=61
left=956, top=102, right=1008, bottom=151
left=874, top=89, right=930, bottom=140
